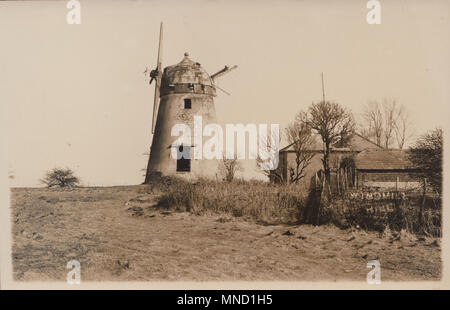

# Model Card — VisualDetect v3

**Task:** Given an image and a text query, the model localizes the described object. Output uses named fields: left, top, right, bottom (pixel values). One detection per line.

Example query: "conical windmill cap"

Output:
left=163, top=52, right=215, bottom=87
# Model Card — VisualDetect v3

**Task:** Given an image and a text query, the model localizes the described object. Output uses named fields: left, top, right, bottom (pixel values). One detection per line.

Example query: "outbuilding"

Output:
left=354, top=149, right=420, bottom=190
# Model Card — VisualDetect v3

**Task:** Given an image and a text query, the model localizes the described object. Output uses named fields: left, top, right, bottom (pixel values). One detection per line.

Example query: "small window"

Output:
left=184, top=98, right=192, bottom=109
left=176, top=145, right=191, bottom=172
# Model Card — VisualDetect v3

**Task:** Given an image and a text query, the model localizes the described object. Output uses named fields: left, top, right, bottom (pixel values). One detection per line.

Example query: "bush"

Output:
left=40, top=168, right=80, bottom=188
left=320, top=194, right=441, bottom=236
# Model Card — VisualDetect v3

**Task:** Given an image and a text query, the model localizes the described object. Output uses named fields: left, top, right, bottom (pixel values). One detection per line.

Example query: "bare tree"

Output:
left=394, top=104, right=414, bottom=149
left=285, top=112, right=315, bottom=183
left=41, top=168, right=80, bottom=188
left=256, top=130, right=283, bottom=183
left=303, top=101, right=355, bottom=185
left=382, top=98, right=398, bottom=149
left=361, top=98, right=413, bottom=149
left=220, top=154, right=242, bottom=182
left=363, top=100, right=383, bottom=146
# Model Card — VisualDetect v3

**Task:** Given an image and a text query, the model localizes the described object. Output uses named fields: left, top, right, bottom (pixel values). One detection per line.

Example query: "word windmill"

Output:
left=144, top=23, right=237, bottom=182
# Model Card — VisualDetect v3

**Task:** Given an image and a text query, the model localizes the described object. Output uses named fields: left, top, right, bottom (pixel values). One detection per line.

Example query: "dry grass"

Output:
left=153, top=177, right=442, bottom=237
left=155, top=178, right=307, bottom=224
left=10, top=184, right=441, bottom=281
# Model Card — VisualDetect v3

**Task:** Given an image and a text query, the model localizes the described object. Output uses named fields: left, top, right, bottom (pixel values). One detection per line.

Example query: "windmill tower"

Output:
left=144, top=23, right=237, bottom=182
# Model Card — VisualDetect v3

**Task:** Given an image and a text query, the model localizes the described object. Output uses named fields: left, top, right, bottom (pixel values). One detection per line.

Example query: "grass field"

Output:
left=10, top=185, right=441, bottom=281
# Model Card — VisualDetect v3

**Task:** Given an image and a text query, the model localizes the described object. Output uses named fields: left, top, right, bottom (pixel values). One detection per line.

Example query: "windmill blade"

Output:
left=152, top=76, right=161, bottom=132
left=151, top=22, right=164, bottom=134
left=211, top=65, right=238, bottom=82
left=215, top=84, right=231, bottom=96
left=156, top=22, right=163, bottom=72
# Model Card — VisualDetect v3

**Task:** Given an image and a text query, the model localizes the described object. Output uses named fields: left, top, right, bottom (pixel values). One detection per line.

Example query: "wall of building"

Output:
left=274, top=151, right=357, bottom=188
left=356, top=170, right=421, bottom=190
left=145, top=92, right=220, bottom=182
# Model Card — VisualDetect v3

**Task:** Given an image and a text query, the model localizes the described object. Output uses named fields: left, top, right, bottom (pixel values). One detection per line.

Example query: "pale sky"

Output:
left=1, top=0, right=449, bottom=187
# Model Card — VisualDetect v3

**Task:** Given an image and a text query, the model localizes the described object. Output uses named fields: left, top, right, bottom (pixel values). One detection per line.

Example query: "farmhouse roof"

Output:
left=350, top=133, right=383, bottom=149
left=279, top=135, right=324, bottom=152
left=355, top=149, right=414, bottom=170
left=279, top=133, right=382, bottom=153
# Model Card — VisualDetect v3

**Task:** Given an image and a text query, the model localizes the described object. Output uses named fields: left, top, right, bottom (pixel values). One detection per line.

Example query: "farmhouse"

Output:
left=272, top=133, right=421, bottom=191
left=354, top=149, right=421, bottom=190
left=272, top=133, right=381, bottom=187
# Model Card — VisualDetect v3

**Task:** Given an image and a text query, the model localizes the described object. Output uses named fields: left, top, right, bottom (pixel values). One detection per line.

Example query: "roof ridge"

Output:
left=279, top=141, right=296, bottom=152
left=280, top=132, right=385, bottom=152
left=353, top=132, right=384, bottom=149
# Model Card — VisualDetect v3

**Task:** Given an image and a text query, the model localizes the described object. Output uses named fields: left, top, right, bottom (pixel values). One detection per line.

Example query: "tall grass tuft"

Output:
left=155, top=177, right=308, bottom=224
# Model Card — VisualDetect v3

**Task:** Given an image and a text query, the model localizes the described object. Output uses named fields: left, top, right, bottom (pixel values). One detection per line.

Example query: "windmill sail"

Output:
left=151, top=22, right=163, bottom=134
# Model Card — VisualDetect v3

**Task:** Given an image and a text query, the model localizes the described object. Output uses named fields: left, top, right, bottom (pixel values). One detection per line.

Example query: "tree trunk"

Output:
left=323, top=142, right=331, bottom=192
left=317, top=173, right=327, bottom=225
left=337, top=169, right=341, bottom=194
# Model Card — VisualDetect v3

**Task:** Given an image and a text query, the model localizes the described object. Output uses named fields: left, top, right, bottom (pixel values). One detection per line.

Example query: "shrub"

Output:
left=40, top=168, right=80, bottom=188
left=320, top=194, right=441, bottom=236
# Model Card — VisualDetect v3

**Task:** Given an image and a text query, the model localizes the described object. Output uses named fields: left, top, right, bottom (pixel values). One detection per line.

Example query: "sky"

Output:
left=1, top=0, right=449, bottom=187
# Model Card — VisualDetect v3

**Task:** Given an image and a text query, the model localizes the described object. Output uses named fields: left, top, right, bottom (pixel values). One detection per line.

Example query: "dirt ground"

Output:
left=10, top=185, right=441, bottom=282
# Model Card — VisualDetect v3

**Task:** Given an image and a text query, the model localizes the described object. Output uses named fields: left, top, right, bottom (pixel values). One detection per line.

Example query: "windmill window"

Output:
left=184, top=98, right=192, bottom=109
left=176, top=145, right=191, bottom=172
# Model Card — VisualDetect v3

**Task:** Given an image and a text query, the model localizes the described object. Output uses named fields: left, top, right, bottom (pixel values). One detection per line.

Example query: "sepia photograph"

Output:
left=0, top=0, right=448, bottom=292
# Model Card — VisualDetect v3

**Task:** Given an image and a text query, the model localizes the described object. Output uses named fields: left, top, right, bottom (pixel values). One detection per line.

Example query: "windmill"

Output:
left=144, top=23, right=237, bottom=182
